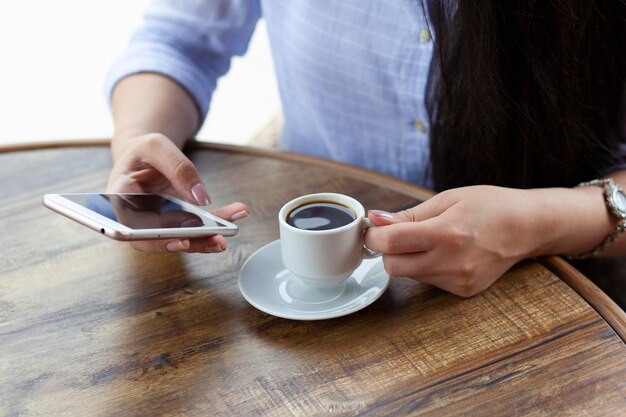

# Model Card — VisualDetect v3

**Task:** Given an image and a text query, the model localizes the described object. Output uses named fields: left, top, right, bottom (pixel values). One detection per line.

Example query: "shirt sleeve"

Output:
left=104, top=0, right=262, bottom=118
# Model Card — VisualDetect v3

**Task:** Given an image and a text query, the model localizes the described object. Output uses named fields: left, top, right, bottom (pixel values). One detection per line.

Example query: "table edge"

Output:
left=0, top=139, right=436, bottom=201
left=0, top=138, right=112, bottom=152
left=541, top=256, right=626, bottom=342
left=189, top=141, right=439, bottom=201
left=4, top=139, right=624, bottom=341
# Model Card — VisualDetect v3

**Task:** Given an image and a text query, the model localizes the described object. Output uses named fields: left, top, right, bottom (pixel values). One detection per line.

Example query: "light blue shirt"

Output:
left=106, top=0, right=435, bottom=187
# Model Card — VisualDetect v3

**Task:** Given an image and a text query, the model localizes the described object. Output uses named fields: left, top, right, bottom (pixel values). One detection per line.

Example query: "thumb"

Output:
left=368, top=197, right=449, bottom=225
left=367, top=210, right=400, bottom=226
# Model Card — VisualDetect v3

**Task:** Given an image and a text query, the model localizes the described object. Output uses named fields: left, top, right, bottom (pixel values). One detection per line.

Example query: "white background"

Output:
left=0, top=1, right=280, bottom=146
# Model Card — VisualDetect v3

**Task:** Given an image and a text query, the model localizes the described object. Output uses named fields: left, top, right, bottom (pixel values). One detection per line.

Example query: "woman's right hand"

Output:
left=106, top=133, right=249, bottom=253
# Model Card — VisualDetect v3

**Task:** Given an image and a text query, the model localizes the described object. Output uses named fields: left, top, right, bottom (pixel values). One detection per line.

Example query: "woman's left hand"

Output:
left=364, top=185, right=549, bottom=297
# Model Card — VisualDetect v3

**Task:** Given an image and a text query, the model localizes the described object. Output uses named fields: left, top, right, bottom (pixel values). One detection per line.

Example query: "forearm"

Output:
left=531, top=170, right=626, bottom=257
left=110, top=73, right=201, bottom=161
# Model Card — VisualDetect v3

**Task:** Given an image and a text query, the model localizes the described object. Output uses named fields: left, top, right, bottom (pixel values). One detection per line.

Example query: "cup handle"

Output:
left=361, top=218, right=382, bottom=259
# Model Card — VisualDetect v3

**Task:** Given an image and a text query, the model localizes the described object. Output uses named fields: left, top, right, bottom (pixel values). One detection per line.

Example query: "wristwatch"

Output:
left=567, top=178, right=626, bottom=259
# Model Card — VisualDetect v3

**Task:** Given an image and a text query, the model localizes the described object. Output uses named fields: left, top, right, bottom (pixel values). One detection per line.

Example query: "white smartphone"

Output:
left=43, top=193, right=238, bottom=241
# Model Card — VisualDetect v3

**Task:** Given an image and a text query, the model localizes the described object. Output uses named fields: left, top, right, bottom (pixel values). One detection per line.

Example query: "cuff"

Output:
left=103, top=43, right=218, bottom=119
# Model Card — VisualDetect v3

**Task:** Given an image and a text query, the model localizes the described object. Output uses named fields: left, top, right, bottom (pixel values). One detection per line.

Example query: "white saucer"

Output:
left=238, top=240, right=390, bottom=320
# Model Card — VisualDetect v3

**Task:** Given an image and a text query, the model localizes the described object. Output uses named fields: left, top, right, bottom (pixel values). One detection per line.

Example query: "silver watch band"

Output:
left=567, top=178, right=626, bottom=260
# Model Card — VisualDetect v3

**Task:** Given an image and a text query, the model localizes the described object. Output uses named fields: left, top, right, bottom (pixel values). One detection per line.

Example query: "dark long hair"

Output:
left=427, top=0, right=626, bottom=191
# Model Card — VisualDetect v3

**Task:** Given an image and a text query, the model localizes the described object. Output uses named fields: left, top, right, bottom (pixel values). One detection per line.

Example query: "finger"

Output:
left=364, top=219, right=438, bottom=254
left=369, top=192, right=456, bottom=225
left=380, top=241, right=467, bottom=280
left=133, top=135, right=212, bottom=205
left=402, top=273, right=476, bottom=298
left=131, top=236, right=228, bottom=254
left=185, top=234, right=228, bottom=253
left=157, top=211, right=203, bottom=228
left=210, top=202, right=249, bottom=222
left=130, top=238, right=191, bottom=253
left=403, top=273, right=488, bottom=298
left=381, top=252, right=463, bottom=296
left=367, top=210, right=397, bottom=227
left=382, top=252, right=490, bottom=298
left=382, top=251, right=431, bottom=278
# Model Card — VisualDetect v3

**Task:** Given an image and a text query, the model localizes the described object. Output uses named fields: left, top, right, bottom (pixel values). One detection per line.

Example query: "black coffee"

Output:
left=287, top=201, right=356, bottom=231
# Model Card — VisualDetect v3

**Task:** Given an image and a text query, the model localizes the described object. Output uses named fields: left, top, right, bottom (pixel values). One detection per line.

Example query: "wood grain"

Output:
left=542, top=256, right=626, bottom=342
left=1, top=143, right=625, bottom=417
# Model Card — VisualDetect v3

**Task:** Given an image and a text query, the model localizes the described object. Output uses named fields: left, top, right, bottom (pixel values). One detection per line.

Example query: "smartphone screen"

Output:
left=62, top=193, right=228, bottom=230
left=44, top=193, right=239, bottom=240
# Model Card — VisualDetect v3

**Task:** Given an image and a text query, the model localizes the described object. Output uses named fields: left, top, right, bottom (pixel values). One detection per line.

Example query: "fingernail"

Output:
left=191, top=183, right=212, bottom=206
left=370, top=210, right=395, bottom=219
left=204, top=243, right=225, bottom=253
left=231, top=210, right=248, bottom=221
left=166, top=240, right=186, bottom=252
left=181, top=219, right=203, bottom=227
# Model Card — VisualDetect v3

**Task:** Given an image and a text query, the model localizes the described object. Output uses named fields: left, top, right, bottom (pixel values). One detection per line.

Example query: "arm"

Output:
left=106, top=72, right=249, bottom=254
left=103, top=0, right=261, bottom=253
left=539, top=171, right=626, bottom=257
left=364, top=172, right=626, bottom=297
left=110, top=73, right=200, bottom=161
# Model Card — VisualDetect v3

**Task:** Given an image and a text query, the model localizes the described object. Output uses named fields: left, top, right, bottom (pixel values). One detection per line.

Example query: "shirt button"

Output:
left=420, top=28, right=431, bottom=43
left=414, top=119, right=427, bottom=133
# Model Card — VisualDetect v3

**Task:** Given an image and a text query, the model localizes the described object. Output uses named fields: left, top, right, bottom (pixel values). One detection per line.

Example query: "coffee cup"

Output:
left=278, top=193, right=380, bottom=288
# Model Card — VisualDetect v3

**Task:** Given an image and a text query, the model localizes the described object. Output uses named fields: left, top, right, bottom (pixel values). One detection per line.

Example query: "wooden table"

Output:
left=1, top=141, right=626, bottom=416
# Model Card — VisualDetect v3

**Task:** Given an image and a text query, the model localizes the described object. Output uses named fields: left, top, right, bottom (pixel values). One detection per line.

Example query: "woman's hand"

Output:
left=364, top=185, right=551, bottom=297
left=106, top=133, right=249, bottom=253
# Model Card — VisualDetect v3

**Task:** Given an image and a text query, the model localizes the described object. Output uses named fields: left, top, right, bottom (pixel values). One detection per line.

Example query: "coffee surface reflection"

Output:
left=287, top=201, right=356, bottom=231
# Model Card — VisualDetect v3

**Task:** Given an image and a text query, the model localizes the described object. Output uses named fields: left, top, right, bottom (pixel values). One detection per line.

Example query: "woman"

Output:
left=106, top=0, right=625, bottom=297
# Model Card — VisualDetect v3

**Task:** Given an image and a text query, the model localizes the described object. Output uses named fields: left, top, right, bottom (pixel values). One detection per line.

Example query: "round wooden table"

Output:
left=1, top=141, right=625, bottom=416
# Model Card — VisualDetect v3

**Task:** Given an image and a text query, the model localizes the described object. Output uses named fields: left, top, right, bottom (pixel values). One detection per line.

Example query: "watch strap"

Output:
left=566, top=178, right=626, bottom=259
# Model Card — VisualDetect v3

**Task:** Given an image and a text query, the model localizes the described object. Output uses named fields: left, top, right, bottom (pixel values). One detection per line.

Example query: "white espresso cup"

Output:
left=278, top=193, right=380, bottom=288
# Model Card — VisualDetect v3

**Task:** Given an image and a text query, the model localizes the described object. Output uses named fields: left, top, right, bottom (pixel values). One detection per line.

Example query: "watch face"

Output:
left=609, top=187, right=626, bottom=218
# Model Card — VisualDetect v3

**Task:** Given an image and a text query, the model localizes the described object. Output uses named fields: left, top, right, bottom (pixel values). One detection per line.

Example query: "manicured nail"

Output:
left=370, top=210, right=395, bottom=219
left=166, top=240, right=187, bottom=252
left=231, top=210, right=248, bottom=221
left=181, top=219, right=203, bottom=227
left=191, top=183, right=212, bottom=205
